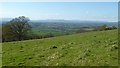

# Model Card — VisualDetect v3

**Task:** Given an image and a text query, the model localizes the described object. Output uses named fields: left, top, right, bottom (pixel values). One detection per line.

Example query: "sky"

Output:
left=1, top=2, right=118, bottom=22
left=0, top=0, right=119, bottom=2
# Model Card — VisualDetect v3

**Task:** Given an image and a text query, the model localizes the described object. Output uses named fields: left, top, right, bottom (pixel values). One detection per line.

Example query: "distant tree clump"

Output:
left=99, top=24, right=107, bottom=31
left=96, top=25, right=117, bottom=31
left=112, top=26, right=117, bottom=29
left=2, top=16, right=31, bottom=42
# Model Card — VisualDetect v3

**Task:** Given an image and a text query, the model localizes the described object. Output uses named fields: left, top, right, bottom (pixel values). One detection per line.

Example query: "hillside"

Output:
left=2, top=30, right=118, bottom=66
left=0, top=43, right=2, bottom=67
left=0, top=26, right=2, bottom=67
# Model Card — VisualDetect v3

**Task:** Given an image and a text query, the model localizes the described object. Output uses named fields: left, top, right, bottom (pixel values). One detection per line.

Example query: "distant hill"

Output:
left=0, top=18, right=12, bottom=24
left=0, top=18, right=12, bottom=21
left=1, top=18, right=117, bottom=27
left=30, top=19, right=117, bottom=23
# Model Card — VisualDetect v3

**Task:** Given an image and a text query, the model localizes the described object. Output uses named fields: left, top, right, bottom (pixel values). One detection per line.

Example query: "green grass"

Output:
left=2, top=30, right=118, bottom=66
left=0, top=46, right=1, bottom=67
left=31, top=28, right=76, bottom=36
left=0, top=25, right=2, bottom=67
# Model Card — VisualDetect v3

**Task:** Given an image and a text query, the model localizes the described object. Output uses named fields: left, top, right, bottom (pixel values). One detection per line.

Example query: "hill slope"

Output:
left=2, top=30, right=118, bottom=66
left=0, top=43, right=2, bottom=67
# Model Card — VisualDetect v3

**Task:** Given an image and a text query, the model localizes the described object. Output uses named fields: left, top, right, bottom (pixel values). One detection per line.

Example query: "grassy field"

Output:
left=2, top=30, right=118, bottom=66
left=0, top=45, right=1, bottom=67
left=0, top=25, right=2, bottom=67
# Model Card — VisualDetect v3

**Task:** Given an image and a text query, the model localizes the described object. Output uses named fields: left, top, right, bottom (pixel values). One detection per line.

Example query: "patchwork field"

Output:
left=2, top=30, right=118, bottom=66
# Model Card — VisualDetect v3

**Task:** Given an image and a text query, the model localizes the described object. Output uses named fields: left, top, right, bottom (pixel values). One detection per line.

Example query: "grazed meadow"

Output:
left=2, top=30, right=118, bottom=66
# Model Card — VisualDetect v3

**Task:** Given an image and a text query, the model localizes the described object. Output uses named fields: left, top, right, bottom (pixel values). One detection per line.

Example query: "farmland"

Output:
left=30, top=22, right=118, bottom=36
left=2, top=30, right=118, bottom=66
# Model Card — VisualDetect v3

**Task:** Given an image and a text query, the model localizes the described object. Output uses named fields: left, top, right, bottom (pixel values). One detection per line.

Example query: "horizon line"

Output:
left=1, top=18, right=118, bottom=22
